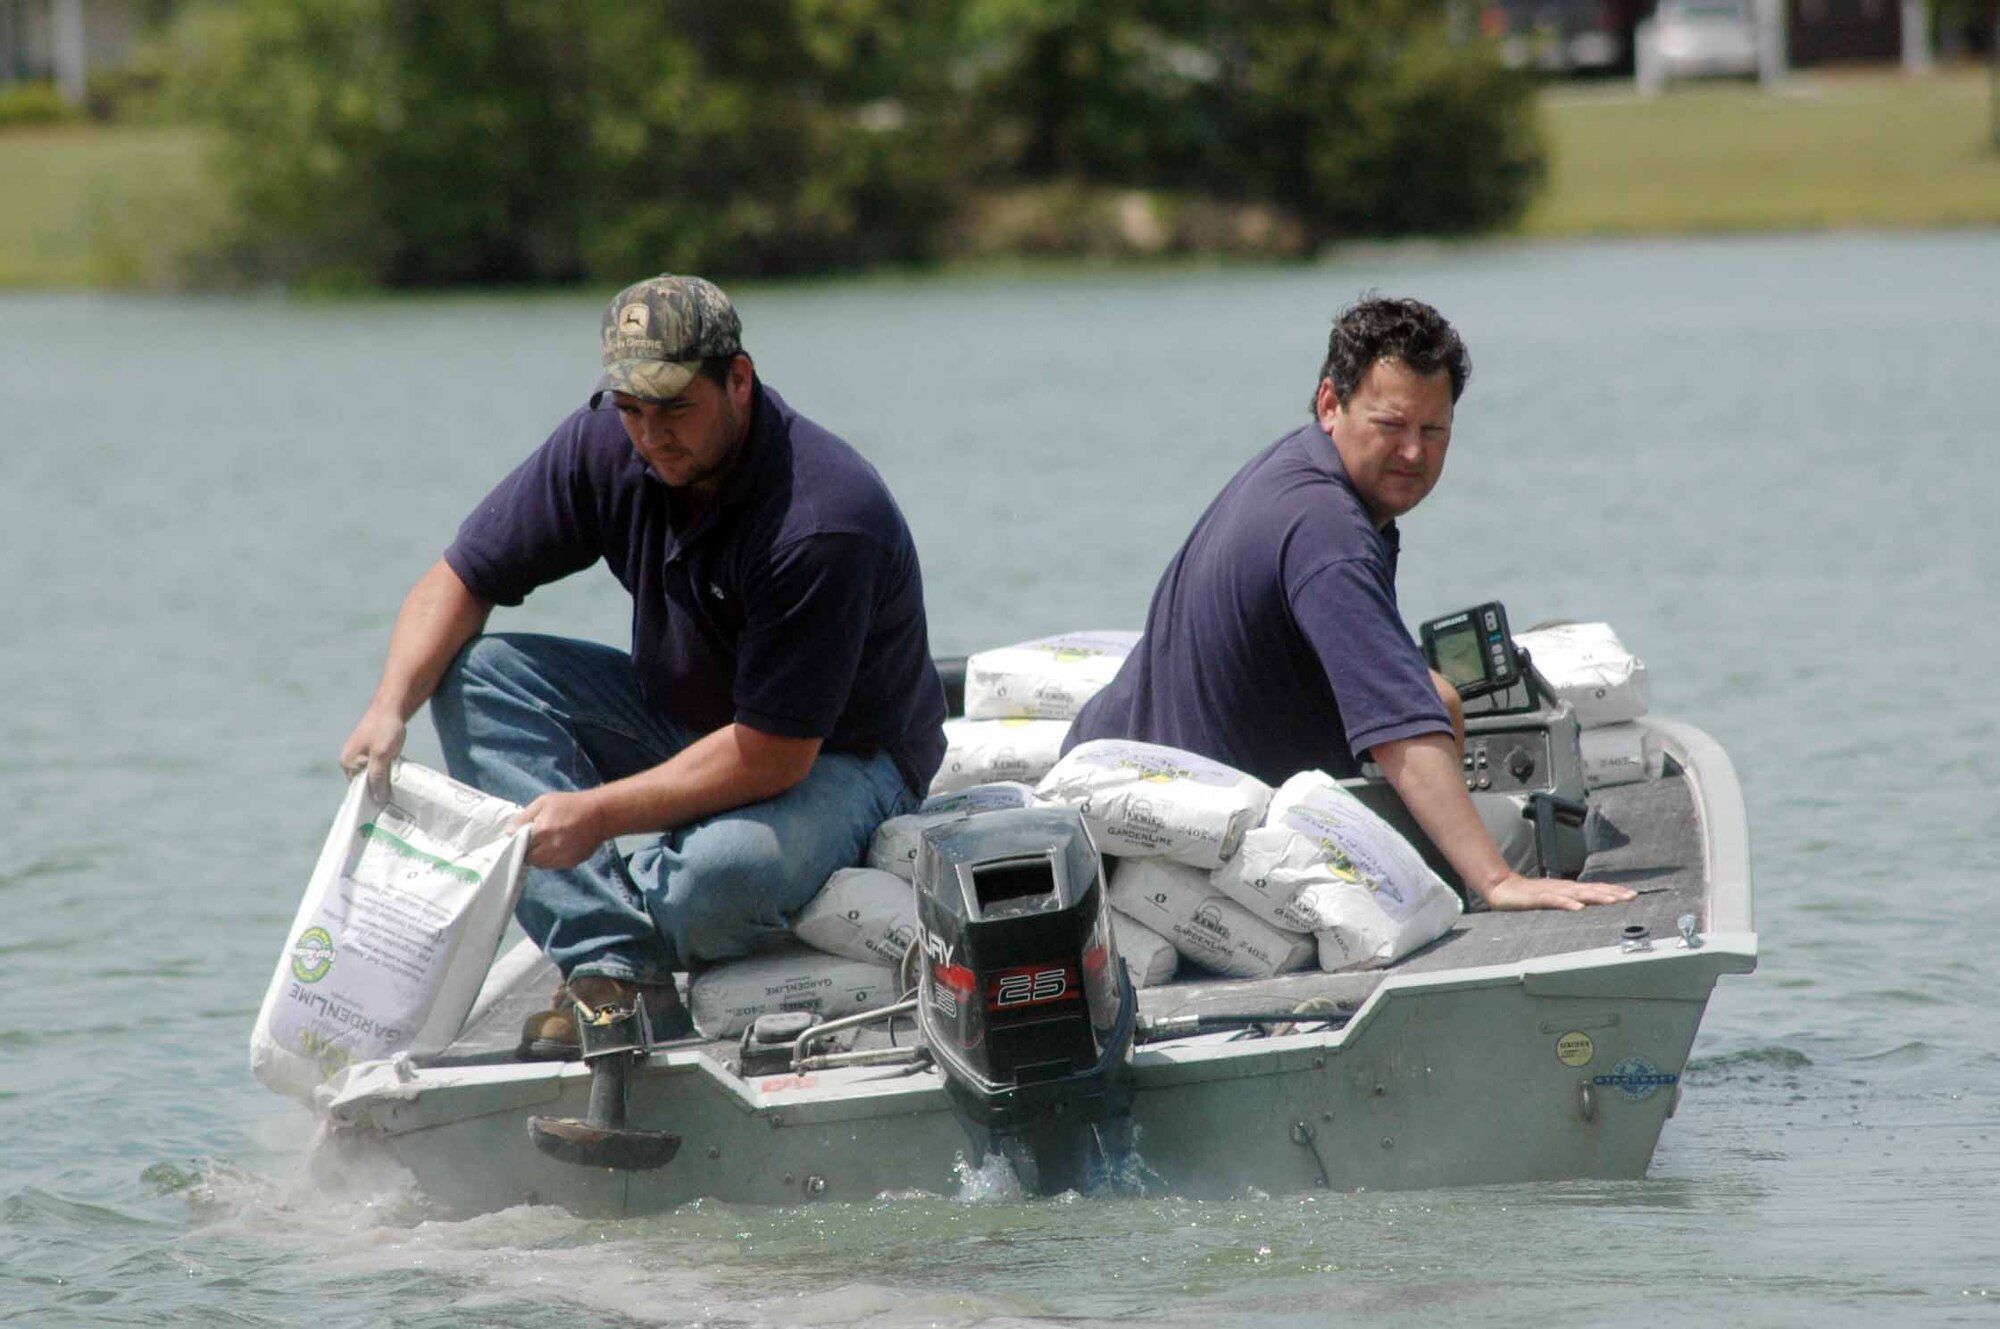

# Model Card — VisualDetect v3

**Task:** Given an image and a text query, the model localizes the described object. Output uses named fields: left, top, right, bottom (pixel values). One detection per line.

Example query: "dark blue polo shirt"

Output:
left=1066, top=421, right=1449, bottom=786
left=444, top=381, right=946, bottom=795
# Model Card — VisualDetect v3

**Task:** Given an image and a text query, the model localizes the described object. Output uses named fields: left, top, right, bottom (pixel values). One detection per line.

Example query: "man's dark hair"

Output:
left=1314, top=294, right=1471, bottom=412
left=695, top=354, right=739, bottom=388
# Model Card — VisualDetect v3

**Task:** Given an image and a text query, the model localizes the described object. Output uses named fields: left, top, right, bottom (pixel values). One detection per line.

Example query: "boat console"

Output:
left=1338, top=602, right=1593, bottom=890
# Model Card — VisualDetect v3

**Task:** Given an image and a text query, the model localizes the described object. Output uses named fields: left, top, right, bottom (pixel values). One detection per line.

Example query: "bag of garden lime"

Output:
left=1514, top=621, right=1648, bottom=728
left=1036, top=739, right=1271, bottom=870
left=1213, top=771, right=1461, bottom=972
left=931, top=718, right=1071, bottom=794
left=1111, top=912, right=1180, bottom=988
left=963, top=630, right=1141, bottom=720
left=1107, top=857, right=1312, bottom=979
left=689, top=946, right=904, bottom=1040
left=794, top=867, right=915, bottom=967
left=868, top=781, right=1042, bottom=880
left=250, top=763, right=529, bottom=1101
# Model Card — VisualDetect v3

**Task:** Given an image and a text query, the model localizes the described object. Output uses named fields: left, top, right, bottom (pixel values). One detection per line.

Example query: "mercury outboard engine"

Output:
left=913, top=805, right=1137, bottom=1192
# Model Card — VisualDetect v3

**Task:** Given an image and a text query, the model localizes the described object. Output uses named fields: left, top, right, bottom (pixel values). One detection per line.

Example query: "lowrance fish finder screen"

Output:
left=1433, top=622, right=1484, bottom=692
left=1420, top=602, right=1519, bottom=700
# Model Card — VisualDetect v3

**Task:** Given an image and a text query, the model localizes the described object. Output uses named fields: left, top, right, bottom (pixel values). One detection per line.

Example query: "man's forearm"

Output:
left=1370, top=732, right=1510, bottom=902
left=370, top=559, right=494, bottom=720
left=588, top=723, right=822, bottom=841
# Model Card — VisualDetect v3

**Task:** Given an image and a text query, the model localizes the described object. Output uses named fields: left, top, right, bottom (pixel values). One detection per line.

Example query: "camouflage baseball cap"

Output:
left=591, top=275, right=743, bottom=406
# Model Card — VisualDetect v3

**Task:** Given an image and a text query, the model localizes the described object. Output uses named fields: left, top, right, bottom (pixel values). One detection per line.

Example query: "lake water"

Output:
left=4, top=231, right=1998, bottom=1327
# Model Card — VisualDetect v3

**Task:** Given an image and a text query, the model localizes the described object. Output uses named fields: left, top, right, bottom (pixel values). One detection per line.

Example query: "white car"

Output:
left=1646, top=0, right=1761, bottom=80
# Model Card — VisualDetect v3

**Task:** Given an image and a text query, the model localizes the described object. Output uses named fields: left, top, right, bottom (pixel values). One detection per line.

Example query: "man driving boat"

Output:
left=1065, top=295, right=1632, bottom=913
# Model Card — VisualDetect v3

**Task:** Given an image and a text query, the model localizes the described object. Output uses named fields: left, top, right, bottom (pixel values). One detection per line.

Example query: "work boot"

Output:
left=519, top=975, right=694, bottom=1059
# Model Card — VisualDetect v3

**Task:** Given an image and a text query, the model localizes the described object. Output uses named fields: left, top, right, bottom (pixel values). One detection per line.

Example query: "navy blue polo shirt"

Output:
left=1066, top=421, right=1449, bottom=786
left=444, top=381, right=946, bottom=795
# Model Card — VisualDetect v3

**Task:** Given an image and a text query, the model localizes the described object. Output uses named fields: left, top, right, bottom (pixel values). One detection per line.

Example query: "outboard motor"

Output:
left=913, top=805, right=1137, bottom=1192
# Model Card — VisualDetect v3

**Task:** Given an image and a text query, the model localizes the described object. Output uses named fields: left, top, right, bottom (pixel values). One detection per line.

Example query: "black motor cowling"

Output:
left=913, top=806, right=1136, bottom=1158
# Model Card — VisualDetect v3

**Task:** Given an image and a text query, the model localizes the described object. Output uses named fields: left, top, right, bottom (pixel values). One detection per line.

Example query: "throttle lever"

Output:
left=1523, top=791, right=1588, bottom=877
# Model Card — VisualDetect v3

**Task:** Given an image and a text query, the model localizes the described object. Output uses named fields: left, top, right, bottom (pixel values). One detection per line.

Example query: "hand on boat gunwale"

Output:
left=1480, top=873, right=1637, bottom=912
left=510, top=790, right=608, bottom=870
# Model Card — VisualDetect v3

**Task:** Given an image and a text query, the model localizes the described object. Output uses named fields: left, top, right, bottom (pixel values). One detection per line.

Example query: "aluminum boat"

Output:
left=312, top=636, right=1757, bottom=1217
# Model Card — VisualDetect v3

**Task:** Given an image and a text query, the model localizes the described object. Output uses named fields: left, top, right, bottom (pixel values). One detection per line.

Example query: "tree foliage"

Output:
left=168, top=0, right=963, bottom=284
left=961, top=0, right=1545, bottom=238
left=164, top=0, right=1544, bottom=285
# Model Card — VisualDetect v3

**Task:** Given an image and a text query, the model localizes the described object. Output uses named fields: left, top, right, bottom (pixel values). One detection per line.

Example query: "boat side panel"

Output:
left=1125, top=977, right=1716, bottom=1196
left=371, top=1058, right=971, bottom=1214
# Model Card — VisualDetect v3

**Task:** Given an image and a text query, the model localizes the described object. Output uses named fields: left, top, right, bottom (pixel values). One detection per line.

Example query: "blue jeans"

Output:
left=430, top=633, right=918, bottom=983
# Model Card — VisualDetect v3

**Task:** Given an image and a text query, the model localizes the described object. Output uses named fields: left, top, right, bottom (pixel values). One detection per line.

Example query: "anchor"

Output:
left=527, top=994, right=681, bottom=1171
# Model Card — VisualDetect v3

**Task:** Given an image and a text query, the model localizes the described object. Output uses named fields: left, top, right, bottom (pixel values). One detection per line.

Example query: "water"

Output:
left=4, top=231, right=1998, bottom=1326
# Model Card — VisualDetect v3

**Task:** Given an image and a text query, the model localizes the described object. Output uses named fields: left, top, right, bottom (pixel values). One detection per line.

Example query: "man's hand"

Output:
left=512, top=790, right=610, bottom=870
left=339, top=705, right=407, bottom=802
left=1480, top=873, right=1636, bottom=912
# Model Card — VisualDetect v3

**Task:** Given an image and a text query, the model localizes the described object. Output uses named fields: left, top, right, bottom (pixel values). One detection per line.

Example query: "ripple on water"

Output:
left=1851, top=1039, right=1943, bottom=1066
left=0, top=936, right=84, bottom=960
left=0, top=856, right=95, bottom=890
left=1686, top=1044, right=1814, bottom=1082
left=1850, top=986, right=1951, bottom=1007
left=1, top=1186, right=163, bottom=1234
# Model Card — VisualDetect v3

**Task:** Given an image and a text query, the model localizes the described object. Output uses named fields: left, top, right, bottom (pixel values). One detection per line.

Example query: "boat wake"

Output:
left=154, top=1134, right=1086, bottom=1327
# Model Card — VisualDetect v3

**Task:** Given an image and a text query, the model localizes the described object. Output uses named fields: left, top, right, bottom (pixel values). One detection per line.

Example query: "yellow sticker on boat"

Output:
left=1556, top=1031, right=1595, bottom=1067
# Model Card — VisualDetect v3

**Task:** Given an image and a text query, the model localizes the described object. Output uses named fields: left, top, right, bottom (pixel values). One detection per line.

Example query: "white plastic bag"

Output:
left=1215, top=771, right=1461, bottom=973
left=963, top=630, right=1141, bottom=721
left=793, top=867, right=915, bottom=966
left=1107, top=857, right=1313, bottom=979
left=1036, top=739, right=1271, bottom=870
left=931, top=718, right=1072, bottom=795
left=867, top=782, right=1041, bottom=880
left=688, top=947, right=905, bottom=1040
left=1515, top=622, right=1648, bottom=728
left=251, top=763, right=529, bottom=1101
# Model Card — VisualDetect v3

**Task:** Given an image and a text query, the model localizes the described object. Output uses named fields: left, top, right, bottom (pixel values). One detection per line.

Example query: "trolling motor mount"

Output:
left=527, top=996, right=681, bottom=1171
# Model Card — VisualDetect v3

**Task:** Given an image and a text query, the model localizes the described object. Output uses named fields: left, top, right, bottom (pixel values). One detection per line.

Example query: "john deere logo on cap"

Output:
left=617, top=302, right=650, bottom=337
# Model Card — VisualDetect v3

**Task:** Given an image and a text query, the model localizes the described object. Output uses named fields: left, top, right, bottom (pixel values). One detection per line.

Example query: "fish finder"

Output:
left=1421, top=602, right=1521, bottom=700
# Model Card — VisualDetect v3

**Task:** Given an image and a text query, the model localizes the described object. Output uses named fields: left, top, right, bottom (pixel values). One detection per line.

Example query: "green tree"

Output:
left=1219, top=0, right=1545, bottom=236
left=167, top=0, right=965, bottom=285
left=577, top=0, right=966, bottom=278
left=961, top=0, right=1231, bottom=182
left=966, top=0, right=1545, bottom=239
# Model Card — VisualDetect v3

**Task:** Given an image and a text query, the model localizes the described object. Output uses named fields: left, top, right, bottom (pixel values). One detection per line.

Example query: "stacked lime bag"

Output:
left=1512, top=622, right=1654, bottom=789
left=697, top=631, right=1464, bottom=1038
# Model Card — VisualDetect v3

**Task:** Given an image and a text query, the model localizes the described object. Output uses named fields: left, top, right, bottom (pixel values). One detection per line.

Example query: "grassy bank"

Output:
left=1, top=67, right=1995, bottom=289
left=0, top=123, right=218, bottom=288
left=1526, top=66, right=2000, bottom=234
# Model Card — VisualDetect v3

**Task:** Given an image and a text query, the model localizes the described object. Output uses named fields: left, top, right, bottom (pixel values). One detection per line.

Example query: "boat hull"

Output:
left=324, top=932, right=1753, bottom=1215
